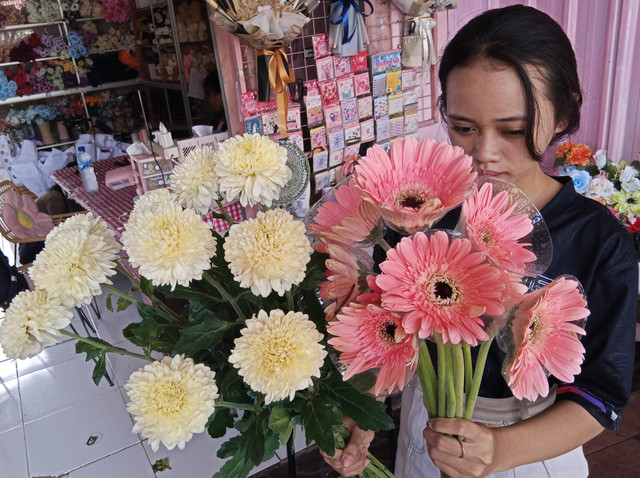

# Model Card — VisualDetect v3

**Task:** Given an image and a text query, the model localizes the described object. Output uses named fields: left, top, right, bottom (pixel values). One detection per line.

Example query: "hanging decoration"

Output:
left=205, top=0, right=320, bottom=138
left=328, top=0, right=373, bottom=57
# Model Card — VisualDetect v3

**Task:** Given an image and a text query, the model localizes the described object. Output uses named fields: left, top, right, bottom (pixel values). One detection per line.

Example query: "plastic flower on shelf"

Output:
left=98, top=0, right=131, bottom=22
left=26, top=0, right=63, bottom=22
left=0, top=4, right=26, bottom=27
left=171, top=145, right=219, bottom=214
left=30, top=214, right=120, bottom=308
left=214, top=133, right=291, bottom=207
left=24, top=104, right=57, bottom=125
left=499, top=276, right=589, bottom=401
left=125, top=355, right=219, bottom=452
left=121, top=189, right=217, bottom=289
left=1, top=189, right=54, bottom=239
left=354, top=137, right=476, bottom=234
left=0, top=289, right=74, bottom=360
left=555, top=141, right=640, bottom=232
left=0, top=70, right=17, bottom=101
left=229, top=309, right=326, bottom=404
left=224, top=208, right=312, bottom=297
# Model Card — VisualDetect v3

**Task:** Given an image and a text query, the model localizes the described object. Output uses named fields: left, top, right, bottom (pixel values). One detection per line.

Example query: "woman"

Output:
left=322, top=5, right=637, bottom=477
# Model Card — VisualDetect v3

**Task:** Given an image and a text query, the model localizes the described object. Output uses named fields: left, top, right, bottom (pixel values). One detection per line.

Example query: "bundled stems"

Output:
left=464, top=338, right=493, bottom=421
left=215, top=198, right=236, bottom=226
left=417, top=343, right=438, bottom=417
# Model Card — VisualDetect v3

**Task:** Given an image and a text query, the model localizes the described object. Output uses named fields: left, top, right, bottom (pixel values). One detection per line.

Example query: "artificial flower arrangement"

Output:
left=25, top=0, right=63, bottom=23
left=0, top=3, right=26, bottom=28
left=8, top=32, right=42, bottom=63
left=98, top=0, right=130, bottom=23
left=555, top=141, right=640, bottom=234
left=0, top=70, right=18, bottom=101
left=24, top=104, right=57, bottom=125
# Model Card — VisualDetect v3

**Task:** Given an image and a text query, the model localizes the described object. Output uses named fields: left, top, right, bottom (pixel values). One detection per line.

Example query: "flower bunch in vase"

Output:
left=555, top=141, right=640, bottom=234
left=0, top=134, right=395, bottom=478
left=306, top=137, right=590, bottom=478
left=24, top=104, right=57, bottom=125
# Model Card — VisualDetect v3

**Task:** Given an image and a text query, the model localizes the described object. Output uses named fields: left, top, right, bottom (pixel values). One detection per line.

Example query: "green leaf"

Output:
left=217, top=436, right=242, bottom=459
left=91, top=354, right=107, bottom=385
left=136, top=303, right=159, bottom=322
left=207, top=408, right=234, bottom=438
left=116, top=296, right=131, bottom=312
left=268, top=407, right=295, bottom=446
left=105, top=294, right=114, bottom=312
left=138, top=276, right=155, bottom=299
left=297, top=251, right=329, bottom=292
left=212, top=452, right=254, bottom=478
left=123, top=315, right=163, bottom=349
left=300, top=394, right=343, bottom=454
left=76, top=337, right=112, bottom=361
left=172, top=315, right=238, bottom=356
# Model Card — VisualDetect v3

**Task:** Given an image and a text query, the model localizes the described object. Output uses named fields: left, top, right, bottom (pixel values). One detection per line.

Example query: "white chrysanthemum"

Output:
left=224, top=209, right=312, bottom=297
left=229, top=309, right=326, bottom=404
left=214, top=133, right=291, bottom=207
left=124, top=354, right=219, bottom=452
left=0, top=290, right=73, bottom=359
left=30, top=214, right=120, bottom=308
left=122, top=191, right=216, bottom=289
left=171, top=145, right=219, bottom=215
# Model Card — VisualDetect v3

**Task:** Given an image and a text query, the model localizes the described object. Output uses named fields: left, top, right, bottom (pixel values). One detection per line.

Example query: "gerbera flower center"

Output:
left=394, top=189, right=427, bottom=209
left=153, top=381, right=187, bottom=413
left=426, top=275, right=460, bottom=306
left=17, top=209, right=35, bottom=229
left=527, top=313, right=543, bottom=343
left=480, top=227, right=496, bottom=246
left=381, top=321, right=397, bottom=342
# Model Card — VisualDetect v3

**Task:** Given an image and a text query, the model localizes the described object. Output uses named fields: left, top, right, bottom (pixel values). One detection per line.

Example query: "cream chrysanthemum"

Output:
left=0, top=289, right=73, bottom=359
left=224, top=209, right=312, bottom=297
left=124, top=354, right=219, bottom=452
left=171, top=145, right=219, bottom=215
left=229, top=309, right=326, bottom=404
left=30, top=214, right=120, bottom=307
left=122, top=190, right=216, bottom=289
left=214, top=133, right=291, bottom=207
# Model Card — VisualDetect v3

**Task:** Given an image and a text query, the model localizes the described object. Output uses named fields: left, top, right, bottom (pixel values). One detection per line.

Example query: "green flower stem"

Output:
left=452, top=345, right=464, bottom=418
left=215, top=400, right=257, bottom=411
left=215, top=198, right=236, bottom=226
left=103, top=283, right=143, bottom=306
left=116, top=263, right=140, bottom=287
left=60, top=329, right=153, bottom=361
left=444, top=345, right=456, bottom=418
left=375, top=236, right=392, bottom=252
left=463, top=345, right=473, bottom=400
left=417, top=343, right=438, bottom=417
left=436, top=342, right=446, bottom=418
left=286, top=289, right=295, bottom=312
left=202, top=271, right=247, bottom=321
left=463, top=338, right=493, bottom=421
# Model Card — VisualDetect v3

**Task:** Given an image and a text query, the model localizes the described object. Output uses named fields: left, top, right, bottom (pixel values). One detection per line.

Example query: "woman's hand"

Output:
left=320, top=416, right=375, bottom=477
left=424, top=418, right=497, bottom=478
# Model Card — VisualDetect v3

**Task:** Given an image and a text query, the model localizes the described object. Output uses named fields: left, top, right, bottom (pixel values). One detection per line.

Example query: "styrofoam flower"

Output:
left=585, top=176, right=616, bottom=203
left=171, top=145, right=219, bottom=215
left=122, top=190, right=216, bottom=289
left=0, top=289, right=73, bottom=359
left=125, top=355, right=219, bottom=452
left=30, top=214, right=120, bottom=308
left=1, top=189, right=54, bottom=239
left=229, top=309, right=326, bottom=404
left=224, top=209, right=312, bottom=297
left=214, top=133, right=291, bottom=207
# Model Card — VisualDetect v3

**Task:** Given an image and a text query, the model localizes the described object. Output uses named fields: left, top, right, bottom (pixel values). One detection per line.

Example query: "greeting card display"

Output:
left=287, top=107, right=301, bottom=131
left=334, top=56, right=352, bottom=78
left=241, top=91, right=258, bottom=117
left=374, top=96, right=389, bottom=120
left=314, top=170, right=331, bottom=193
left=404, top=112, right=419, bottom=134
left=244, top=116, right=263, bottom=135
left=337, top=76, right=355, bottom=100
left=350, top=50, right=368, bottom=72
left=310, top=126, right=327, bottom=149
left=402, top=68, right=419, bottom=88
left=390, top=116, right=405, bottom=137
left=313, top=149, right=328, bottom=171
left=316, top=57, right=335, bottom=82
left=262, top=111, right=280, bottom=135
left=403, top=88, right=419, bottom=106
left=312, top=33, right=330, bottom=59
left=328, top=128, right=345, bottom=150
left=371, top=50, right=402, bottom=74
left=319, top=80, right=339, bottom=105
left=360, top=118, right=375, bottom=142
left=344, top=123, right=361, bottom=143
left=344, top=142, right=360, bottom=165
left=305, top=79, right=320, bottom=97
left=329, top=148, right=343, bottom=168
left=324, top=104, right=343, bottom=130
left=341, top=98, right=358, bottom=124
left=388, top=93, right=404, bottom=116
left=305, top=95, right=325, bottom=128
left=354, top=72, right=370, bottom=96
left=357, top=95, right=373, bottom=119
left=386, top=70, right=402, bottom=94
left=288, top=131, right=304, bottom=152
left=376, top=118, right=390, bottom=141
left=404, top=103, right=419, bottom=116
left=372, top=73, right=386, bottom=98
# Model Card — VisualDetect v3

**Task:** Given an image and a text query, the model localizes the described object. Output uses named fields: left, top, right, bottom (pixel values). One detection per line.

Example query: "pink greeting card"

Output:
left=328, top=128, right=345, bottom=151
left=402, top=69, right=420, bottom=88
left=357, top=95, right=373, bottom=119
left=261, top=111, right=279, bottom=135
left=344, top=123, right=361, bottom=143
left=316, top=57, right=335, bottom=82
left=287, top=107, right=301, bottom=131
left=341, top=98, right=358, bottom=124
left=319, top=80, right=338, bottom=106
left=288, top=131, right=305, bottom=152
left=388, top=93, right=403, bottom=116
left=376, top=118, right=390, bottom=141
left=304, top=79, right=320, bottom=97
left=403, top=88, right=419, bottom=106
left=374, top=96, right=388, bottom=120
left=343, top=143, right=360, bottom=165
left=337, top=76, right=355, bottom=100
left=360, top=118, right=375, bottom=142
left=324, top=104, right=343, bottom=130
left=305, top=95, right=324, bottom=128
left=334, top=56, right=352, bottom=78
left=350, top=50, right=368, bottom=72
left=241, top=91, right=258, bottom=117
left=329, top=149, right=343, bottom=168
left=354, top=72, right=370, bottom=96
left=314, top=170, right=331, bottom=193
left=312, top=33, right=330, bottom=59
left=390, top=116, right=404, bottom=138
left=404, top=113, right=419, bottom=134
left=371, top=50, right=401, bottom=74
left=310, top=126, right=327, bottom=149
left=372, top=73, right=386, bottom=97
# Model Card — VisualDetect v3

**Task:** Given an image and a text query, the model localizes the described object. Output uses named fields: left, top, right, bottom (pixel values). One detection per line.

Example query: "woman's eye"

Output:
left=450, top=125, right=474, bottom=134
left=503, top=130, right=525, bottom=136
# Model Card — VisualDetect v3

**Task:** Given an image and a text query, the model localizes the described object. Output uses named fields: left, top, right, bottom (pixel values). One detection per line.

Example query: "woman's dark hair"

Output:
left=438, top=5, right=582, bottom=161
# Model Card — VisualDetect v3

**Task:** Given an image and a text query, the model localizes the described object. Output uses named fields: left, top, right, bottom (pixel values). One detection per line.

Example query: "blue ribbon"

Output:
left=329, top=0, right=374, bottom=46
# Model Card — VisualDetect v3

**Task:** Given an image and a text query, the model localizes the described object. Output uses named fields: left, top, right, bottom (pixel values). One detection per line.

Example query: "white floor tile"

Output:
left=68, top=443, right=155, bottom=478
left=104, top=346, right=153, bottom=388
left=0, top=427, right=29, bottom=478
left=16, top=339, right=77, bottom=377
left=20, top=355, right=114, bottom=423
left=0, top=357, right=16, bottom=382
left=91, top=304, right=142, bottom=346
left=0, top=378, right=21, bottom=434
left=25, top=388, right=139, bottom=477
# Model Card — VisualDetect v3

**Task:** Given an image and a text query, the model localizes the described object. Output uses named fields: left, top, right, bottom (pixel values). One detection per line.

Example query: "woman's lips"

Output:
left=479, top=170, right=501, bottom=177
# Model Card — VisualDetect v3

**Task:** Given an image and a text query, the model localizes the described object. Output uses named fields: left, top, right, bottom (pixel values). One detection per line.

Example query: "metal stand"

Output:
left=286, top=435, right=297, bottom=478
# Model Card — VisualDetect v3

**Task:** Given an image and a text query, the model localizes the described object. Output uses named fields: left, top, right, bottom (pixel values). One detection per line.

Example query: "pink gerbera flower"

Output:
left=460, top=181, right=536, bottom=274
left=1, top=189, right=54, bottom=239
left=354, top=138, right=476, bottom=234
left=504, top=276, right=588, bottom=401
left=308, top=178, right=383, bottom=247
left=376, top=230, right=506, bottom=345
left=328, top=291, right=418, bottom=396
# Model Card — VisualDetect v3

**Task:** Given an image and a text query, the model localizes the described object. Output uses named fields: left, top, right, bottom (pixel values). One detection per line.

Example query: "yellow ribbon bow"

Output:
left=258, top=48, right=296, bottom=138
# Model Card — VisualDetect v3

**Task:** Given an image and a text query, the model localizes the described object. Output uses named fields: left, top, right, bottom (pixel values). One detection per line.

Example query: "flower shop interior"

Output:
left=0, top=0, right=639, bottom=477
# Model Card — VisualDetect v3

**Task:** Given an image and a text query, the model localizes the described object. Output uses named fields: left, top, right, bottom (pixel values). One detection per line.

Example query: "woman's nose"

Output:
left=471, top=134, right=500, bottom=167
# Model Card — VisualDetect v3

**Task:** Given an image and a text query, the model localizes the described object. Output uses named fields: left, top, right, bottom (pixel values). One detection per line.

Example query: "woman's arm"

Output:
left=424, top=400, right=603, bottom=478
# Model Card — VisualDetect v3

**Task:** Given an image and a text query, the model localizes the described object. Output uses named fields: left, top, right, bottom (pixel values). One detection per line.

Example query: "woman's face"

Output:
left=445, top=59, right=563, bottom=190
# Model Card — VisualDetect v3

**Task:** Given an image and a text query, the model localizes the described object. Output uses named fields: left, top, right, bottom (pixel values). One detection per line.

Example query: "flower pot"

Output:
left=56, top=121, right=69, bottom=142
left=38, top=121, right=55, bottom=145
